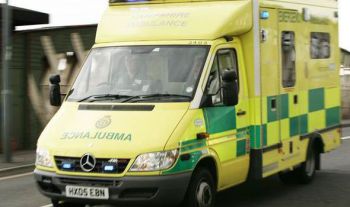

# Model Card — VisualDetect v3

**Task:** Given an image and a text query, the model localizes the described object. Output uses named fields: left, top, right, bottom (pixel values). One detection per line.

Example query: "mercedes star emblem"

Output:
left=80, top=153, right=96, bottom=172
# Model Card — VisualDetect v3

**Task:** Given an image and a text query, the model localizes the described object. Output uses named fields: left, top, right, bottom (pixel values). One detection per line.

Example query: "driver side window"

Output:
left=207, top=49, right=238, bottom=105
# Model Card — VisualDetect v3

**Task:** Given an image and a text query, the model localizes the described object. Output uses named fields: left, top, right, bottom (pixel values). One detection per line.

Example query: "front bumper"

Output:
left=34, top=169, right=191, bottom=206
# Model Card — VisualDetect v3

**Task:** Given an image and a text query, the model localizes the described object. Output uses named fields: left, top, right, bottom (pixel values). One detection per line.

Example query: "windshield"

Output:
left=67, top=46, right=209, bottom=102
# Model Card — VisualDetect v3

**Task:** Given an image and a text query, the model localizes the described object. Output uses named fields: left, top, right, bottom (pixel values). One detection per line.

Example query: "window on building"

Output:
left=281, top=31, right=296, bottom=88
left=310, top=32, right=330, bottom=59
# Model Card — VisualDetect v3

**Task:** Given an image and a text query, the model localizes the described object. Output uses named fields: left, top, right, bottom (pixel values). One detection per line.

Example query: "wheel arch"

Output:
left=193, top=155, right=219, bottom=190
left=309, top=133, right=325, bottom=153
left=309, top=133, right=325, bottom=170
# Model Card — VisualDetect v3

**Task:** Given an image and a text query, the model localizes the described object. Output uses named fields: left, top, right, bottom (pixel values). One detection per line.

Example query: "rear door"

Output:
left=278, top=9, right=302, bottom=165
left=260, top=8, right=281, bottom=176
left=260, top=8, right=302, bottom=177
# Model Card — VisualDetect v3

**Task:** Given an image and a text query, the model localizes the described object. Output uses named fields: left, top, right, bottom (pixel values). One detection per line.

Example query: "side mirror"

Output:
left=222, top=70, right=239, bottom=106
left=49, top=74, right=62, bottom=106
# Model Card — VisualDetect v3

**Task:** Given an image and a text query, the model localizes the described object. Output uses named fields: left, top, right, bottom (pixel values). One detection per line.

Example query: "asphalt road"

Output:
left=1, top=128, right=349, bottom=207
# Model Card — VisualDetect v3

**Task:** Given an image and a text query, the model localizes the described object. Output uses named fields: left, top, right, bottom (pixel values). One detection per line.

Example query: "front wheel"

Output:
left=51, top=199, right=59, bottom=207
left=51, top=199, right=85, bottom=207
left=183, top=168, right=216, bottom=207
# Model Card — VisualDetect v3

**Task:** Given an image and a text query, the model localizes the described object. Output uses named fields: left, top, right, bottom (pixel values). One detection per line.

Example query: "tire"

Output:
left=296, top=145, right=317, bottom=184
left=51, top=199, right=85, bottom=207
left=51, top=199, right=59, bottom=207
left=61, top=202, right=86, bottom=207
left=182, top=168, right=216, bottom=207
left=279, top=144, right=318, bottom=185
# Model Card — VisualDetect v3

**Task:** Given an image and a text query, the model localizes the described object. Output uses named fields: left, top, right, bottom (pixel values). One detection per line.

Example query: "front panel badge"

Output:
left=95, top=116, right=112, bottom=129
left=80, top=153, right=96, bottom=172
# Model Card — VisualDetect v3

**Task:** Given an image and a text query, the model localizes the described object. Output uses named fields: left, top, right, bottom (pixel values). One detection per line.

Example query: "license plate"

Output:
left=66, top=186, right=109, bottom=200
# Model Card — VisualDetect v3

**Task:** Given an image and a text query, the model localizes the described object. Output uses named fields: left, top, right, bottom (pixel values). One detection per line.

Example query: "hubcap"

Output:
left=305, top=151, right=315, bottom=176
left=196, top=180, right=212, bottom=207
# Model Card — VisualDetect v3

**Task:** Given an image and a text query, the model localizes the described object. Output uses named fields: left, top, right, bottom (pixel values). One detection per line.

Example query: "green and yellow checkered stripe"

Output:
left=250, top=87, right=341, bottom=149
left=163, top=106, right=250, bottom=175
left=164, top=87, right=340, bottom=174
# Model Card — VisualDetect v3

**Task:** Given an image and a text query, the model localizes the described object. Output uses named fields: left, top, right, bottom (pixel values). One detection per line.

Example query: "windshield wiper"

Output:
left=78, top=94, right=132, bottom=102
left=122, top=94, right=192, bottom=103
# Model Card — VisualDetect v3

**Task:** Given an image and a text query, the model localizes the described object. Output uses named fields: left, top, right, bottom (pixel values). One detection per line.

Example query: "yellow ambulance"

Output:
left=34, top=0, right=341, bottom=206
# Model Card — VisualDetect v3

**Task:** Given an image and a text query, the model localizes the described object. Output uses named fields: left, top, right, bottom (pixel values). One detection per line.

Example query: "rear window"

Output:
left=310, top=32, right=330, bottom=59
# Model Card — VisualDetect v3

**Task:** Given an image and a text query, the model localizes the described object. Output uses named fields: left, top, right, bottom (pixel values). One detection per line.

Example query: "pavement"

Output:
left=0, top=120, right=349, bottom=178
left=0, top=150, right=35, bottom=177
left=342, top=119, right=350, bottom=127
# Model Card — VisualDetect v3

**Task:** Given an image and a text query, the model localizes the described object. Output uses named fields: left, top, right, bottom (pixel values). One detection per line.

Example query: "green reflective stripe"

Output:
left=250, top=126, right=260, bottom=149
left=204, top=107, right=236, bottom=134
left=280, top=94, right=289, bottom=119
left=236, top=139, right=246, bottom=157
left=267, top=94, right=288, bottom=122
left=290, top=116, right=299, bottom=137
left=300, top=114, right=308, bottom=135
left=309, top=88, right=325, bottom=112
left=162, top=150, right=203, bottom=175
left=262, top=124, right=267, bottom=147
left=250, top=125, right=267, bottom=149
left=267, top=96, right=278, bottom=122
left=181, top=140, right=206, bottom=152
left=326, top=107, right=340, bottom=127
left=289, top=114, right=308, bottom=137
left=237, top=127, right=249, bottom=139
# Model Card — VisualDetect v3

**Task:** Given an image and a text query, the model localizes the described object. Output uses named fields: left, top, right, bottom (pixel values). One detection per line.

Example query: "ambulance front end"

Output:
left=33, top=43, right=215, bottom=206
left=34, top=0, right=253, bottom=206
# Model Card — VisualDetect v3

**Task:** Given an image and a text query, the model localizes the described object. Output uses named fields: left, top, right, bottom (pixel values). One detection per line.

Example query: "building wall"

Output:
left=1, top=25, right=97, bottom=151
left=342, top=49, right=350, bottom=68
left=341, top=49, right=350, bottom=120
left=341, top=72, right=350, bottom=120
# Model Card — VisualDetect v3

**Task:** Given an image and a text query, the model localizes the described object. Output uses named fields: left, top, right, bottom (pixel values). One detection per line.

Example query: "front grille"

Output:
left=54, top=156, right=130, bottom=174
left=59, top=177, right=118, bottom=187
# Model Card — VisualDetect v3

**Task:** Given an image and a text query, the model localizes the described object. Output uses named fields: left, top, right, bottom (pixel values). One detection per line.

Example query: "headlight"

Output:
left=129, top=149, right=179, bottom=172
left=35, top=148, right=53, bottom=168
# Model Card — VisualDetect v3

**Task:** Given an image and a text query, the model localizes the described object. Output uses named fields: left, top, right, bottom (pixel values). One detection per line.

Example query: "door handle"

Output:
left=237, top=110, right=246, bottom=116
left=271, top=98, right=277, bottom=111
left=294, top=95, right=298, bottom=104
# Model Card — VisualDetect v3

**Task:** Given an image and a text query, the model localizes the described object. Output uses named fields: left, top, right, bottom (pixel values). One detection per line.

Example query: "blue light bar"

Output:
left=261, top=11, right=270, bottom=20
left=62, top=163, right=73, bottom=169
left=104, top=165, right=115, bottom=172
